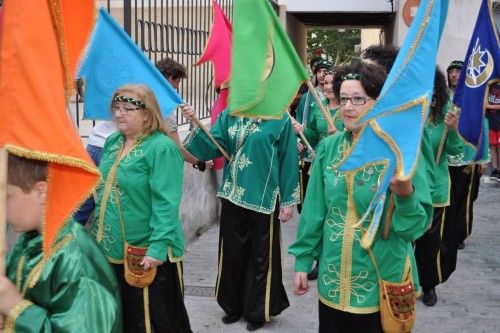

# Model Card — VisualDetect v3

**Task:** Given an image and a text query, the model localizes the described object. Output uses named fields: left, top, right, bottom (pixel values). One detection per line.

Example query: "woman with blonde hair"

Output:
left=92, top=84, right=191, bottom=332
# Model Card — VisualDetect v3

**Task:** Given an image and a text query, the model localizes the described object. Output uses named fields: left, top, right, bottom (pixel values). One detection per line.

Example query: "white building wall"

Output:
left=386, top=0, right=483, bottom=71
left=277, top=0, right=394, bottom=13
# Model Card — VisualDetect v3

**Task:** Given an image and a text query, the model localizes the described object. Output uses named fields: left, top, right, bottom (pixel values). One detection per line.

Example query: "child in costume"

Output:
left=0, top=154, right=122, bottom=332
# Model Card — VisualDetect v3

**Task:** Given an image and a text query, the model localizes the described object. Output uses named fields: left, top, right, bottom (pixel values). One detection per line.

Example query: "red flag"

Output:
left=0, top=0, right=98, bottom=258
left=195, top=0, right=232, bottom=88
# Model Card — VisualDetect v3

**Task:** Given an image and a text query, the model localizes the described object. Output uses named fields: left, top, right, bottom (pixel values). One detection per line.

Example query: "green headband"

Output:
left=341, top=73, right=360, bottom=81
left=113, top=95, right=146, bottom=109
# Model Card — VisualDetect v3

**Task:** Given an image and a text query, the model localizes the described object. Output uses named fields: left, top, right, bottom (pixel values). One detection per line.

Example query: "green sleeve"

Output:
left=389, top=153, right=433, bottom=241
left=6, top=268, right=121, bottom=333
left=7, top=279, right=120, bottom=333
left=295, top=93, right=308, bottom=124
left=302, top=110, right=320, bottom=148
left=288, top=141, right=327, bottom=272
left=8, top=278, right=117, bottom=333
left=420, top=129, right=437, bottom=202
left=183, top=110, right=229, bottom=161
left=146, top=143, right=184, bottom=261
left=278, top=115, right=300, bottom=207
left=445, top=128, right=464, bottom=157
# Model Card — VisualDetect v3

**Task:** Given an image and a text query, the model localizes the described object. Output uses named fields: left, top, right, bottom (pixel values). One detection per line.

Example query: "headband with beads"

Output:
left=341, top=73, right=360, bottom=81
left=113, top=95, right=146, bottom=109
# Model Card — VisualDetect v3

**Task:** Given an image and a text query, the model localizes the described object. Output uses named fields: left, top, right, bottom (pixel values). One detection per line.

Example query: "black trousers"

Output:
left=415, top=207, right=445, bottom=289
left=112, top=261, right=192, bottom=333
left=297, top=161, right=311, bottom=214
left=216, top=199, right=289, bottom=323
left=440, top=164, right=480, bottom=281
left=455, top=164, right=481, bottom=244
left=318, top=301, right=383, bottom=333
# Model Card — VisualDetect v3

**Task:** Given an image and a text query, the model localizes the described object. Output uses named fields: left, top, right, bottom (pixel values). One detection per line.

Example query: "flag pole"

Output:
left=306, top=80, right=336, bottom=132
left=0, top=148, right=7, bottom=276
left=286, top=111, right=315, bottom=157
left=188, top=113, right=232, bottom=162
left=0, top=148, right=7, bottom=333
left=298, top=131, right=316, bottom=158
left=435, top=127, right=448, bottom=164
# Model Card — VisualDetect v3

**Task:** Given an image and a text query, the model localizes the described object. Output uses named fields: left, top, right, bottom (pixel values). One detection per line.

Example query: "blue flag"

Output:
left=335, top=0, right=448, bottom=249
left=454, top=0, right=500, bottom=160
left=78, top=8, right=183, bottom=120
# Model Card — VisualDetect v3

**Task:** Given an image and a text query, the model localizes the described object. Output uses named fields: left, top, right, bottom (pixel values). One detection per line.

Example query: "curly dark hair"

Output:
left=155, top=57, right=187, bottom=80
left=333, top=60, right=387, bottom=101
left=362, top=44, right=400, bottom=74
left=430, top=67, right=450, bottom=122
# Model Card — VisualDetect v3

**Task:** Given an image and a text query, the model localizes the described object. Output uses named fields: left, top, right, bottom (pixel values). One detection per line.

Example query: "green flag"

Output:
left=229, top=0, right=309, bottom=119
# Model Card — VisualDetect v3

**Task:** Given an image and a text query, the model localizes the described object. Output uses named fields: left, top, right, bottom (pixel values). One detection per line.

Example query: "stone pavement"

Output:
left=184, top=180, right=500, bottom=332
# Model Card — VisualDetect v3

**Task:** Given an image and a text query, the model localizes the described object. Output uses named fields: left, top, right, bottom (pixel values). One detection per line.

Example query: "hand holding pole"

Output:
left=180, top=105, right=231, bottom=162
left=306, top=80, right=336, bottom=133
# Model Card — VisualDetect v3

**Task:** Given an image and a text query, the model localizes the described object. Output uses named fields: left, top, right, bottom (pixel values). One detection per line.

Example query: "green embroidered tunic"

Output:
left=92, top=131, right=185, bottom=263
left=425, top=105, right=464, bottom=206
left=5, top=223, right=122, bottom=333
left=289, top=132, right=433, bottom=314
left=303, top=101, right=344, bottom=149
left=448, top=118, right=490, bottom=166
left=184, top=109, right=300, bottom=214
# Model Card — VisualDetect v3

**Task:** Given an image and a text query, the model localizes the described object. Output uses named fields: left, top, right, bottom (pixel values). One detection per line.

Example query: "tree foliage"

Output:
left=307, top=29, right=361, bottom=67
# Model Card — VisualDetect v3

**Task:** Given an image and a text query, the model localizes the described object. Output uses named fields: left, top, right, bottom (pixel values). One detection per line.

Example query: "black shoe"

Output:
left=422, top=288, right=437, bottom=306
left=222, top=313, right=241, bottom=324
left=246, top=321, right=264, bottom=331
left=457, top=242, right=465, bottom=250
left=307, top=263, right=319, bottom=280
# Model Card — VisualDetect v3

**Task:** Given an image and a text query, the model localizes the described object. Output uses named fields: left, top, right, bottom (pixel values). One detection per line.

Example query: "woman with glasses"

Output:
left=92, top=84, right=192, bottom=332
left=289, top=61, right=432, bottom=332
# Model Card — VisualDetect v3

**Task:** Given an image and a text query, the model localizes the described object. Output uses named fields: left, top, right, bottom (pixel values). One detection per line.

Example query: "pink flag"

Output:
left=195, top=0, right=232, bottom=170
left=210, top=89, right=229, bottom=170
left=195, top=0, right=232, bottom=88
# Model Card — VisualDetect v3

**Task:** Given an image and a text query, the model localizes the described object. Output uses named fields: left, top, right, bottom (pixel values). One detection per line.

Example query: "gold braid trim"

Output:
left=319, top=295, right=379, bottom=314
left=437, top=208, right=446, bottom=283
left=5, top=145, right=100, bottom=175
left=215, top=239, right=224, bottom=298
left=15, top=256, right=26, bottom=291
left=465, top=164, right=476, bottom=237
left=5, top=300, right=34, bottom=333
left=96, top=140, right=138, bottom=242
left=264, top=213, right=274, bottom=322
left=143, top=287, right=152, bottom=333
left=167, top=247, right=183, bottom=263
left=22, top=235, right=74, bottom=296
left=48, top=0, right=74, bottom=98
left=176, top=262, right=184, bottom=294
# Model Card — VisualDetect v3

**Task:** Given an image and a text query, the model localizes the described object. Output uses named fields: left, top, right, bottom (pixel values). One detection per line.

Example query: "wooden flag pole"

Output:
left=306, top=80, right=336, bottom=132
left=0, top=148, right=7, bottom=276
left=435, top=126, right=449, bottom=164
left=0, top=149, right=6, bottom=329
left=286, top=111, right=315, bottom=157
left=188, top=113, right=232, bottom=162
left=298, top=131, right=316, bottom=158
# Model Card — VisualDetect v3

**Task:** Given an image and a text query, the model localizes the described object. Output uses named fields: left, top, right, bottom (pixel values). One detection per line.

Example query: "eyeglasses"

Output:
left=112, top=103, right=141, bottom=115
left=339, top=96, right=372, bottom=106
